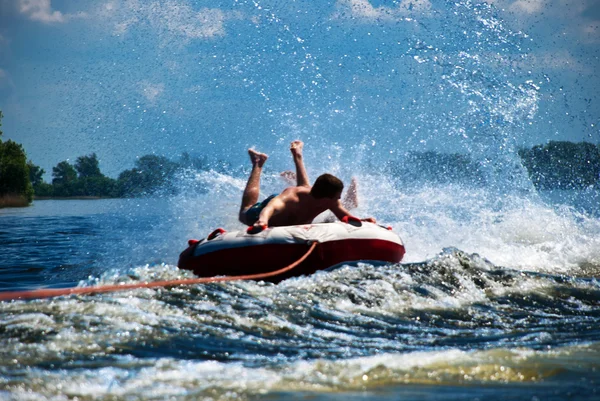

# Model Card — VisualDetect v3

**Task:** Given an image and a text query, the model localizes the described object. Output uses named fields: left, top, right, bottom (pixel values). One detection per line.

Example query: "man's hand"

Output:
left=254, top=218, right=268, bottom=228
left=361, top=217, right=377, bottom=224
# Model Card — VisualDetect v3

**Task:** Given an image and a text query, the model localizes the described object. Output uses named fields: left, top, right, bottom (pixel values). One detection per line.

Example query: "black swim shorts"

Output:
left=244, top=194, right=277, bottom=225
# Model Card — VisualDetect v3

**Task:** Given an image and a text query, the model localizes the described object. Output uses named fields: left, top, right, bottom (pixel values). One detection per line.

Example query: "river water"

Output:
left=2, top=0, right=600, bottom=399
left=1, top=182, right=599, bottom=400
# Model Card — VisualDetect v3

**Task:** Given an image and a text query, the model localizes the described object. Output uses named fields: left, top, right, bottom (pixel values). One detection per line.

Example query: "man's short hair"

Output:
left=311, top=174, right=344, bottom=199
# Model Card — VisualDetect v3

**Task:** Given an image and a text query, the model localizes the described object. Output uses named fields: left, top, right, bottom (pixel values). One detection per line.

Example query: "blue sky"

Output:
left=0, top=0, right=598, bottom=178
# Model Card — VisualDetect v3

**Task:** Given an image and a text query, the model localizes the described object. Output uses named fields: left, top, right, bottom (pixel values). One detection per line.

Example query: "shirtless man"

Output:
left=239, top=141, right=376, bottom=228
left=280, top=171, right=359, bottom=211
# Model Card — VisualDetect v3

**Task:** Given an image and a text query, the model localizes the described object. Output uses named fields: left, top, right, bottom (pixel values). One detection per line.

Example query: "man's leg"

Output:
left=290, top=140, right=310, bottom=187
left=239, top=149, right=268, bottom=224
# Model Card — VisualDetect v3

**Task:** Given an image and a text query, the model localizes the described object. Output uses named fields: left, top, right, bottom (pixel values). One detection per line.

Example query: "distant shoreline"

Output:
left=34, top=196, right=112, bottom=201
left=1, top=196, right=119, bottom=208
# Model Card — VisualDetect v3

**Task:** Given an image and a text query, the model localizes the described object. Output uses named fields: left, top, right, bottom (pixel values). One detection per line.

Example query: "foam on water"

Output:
left=2, top=241, right=600, bottom=399
left=169, top=164, right=600, bottom=274
left=2, top=1, right=600, bottom=399
left=2, top=331, right=598, bottom=400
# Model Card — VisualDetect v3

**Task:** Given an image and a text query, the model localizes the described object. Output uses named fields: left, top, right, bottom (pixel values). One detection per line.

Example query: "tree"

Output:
left=27, top=160, right=53, bottom=197
left=0, top=111, right=34, bottom=206
left=75, top=153, right=102, bottom=178
left=0, top=140, right=34, bottom=203
left=75, top=175, right=117, bottom=197
left=179, top=151, right=207, bottom=170
left=52, top=161, right=77, bottom=185
left=72, top=153, right=117, bottom=196
left=519, top=141, right=600, bottom=189
left=135, top=154, right=178, bottom=175
left=116, top=154, right=179, bottom=197
left=52, top=160, right=78, bottom=196
left=116, top=168, right=145, bottom=197
left=28, top=161, right=45, bottom=187
left=386, top=151, right=486, bottom=187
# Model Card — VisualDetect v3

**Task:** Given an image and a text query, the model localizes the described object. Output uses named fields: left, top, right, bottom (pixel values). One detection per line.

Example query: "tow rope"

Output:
left=0, top=242, right=318, bottom=302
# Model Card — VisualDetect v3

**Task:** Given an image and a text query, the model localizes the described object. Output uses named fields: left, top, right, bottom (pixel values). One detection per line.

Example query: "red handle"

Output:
left=187, top=239, right=200, bottom=247
left=207, top=228, right=227, bottom=240
left=247, top=225, right=267, bottom=234
left=341, top=216, right=362, bottom=227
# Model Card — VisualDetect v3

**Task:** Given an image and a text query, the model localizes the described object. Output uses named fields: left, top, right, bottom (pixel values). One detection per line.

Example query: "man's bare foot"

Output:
left=280, top=170, right=296, bottom=185
left=290, top=140, right=304, bottom=158
left=343, top=177, right=359, bottom=210
left=248, top=148, right=268, bottom=167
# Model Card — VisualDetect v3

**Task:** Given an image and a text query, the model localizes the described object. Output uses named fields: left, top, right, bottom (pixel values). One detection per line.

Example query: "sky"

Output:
left=0, top=0, right=598, bottom=178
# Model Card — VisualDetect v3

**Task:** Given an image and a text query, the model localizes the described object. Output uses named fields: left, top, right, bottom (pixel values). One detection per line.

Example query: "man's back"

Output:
left=268, top=186, right=338, bottom=227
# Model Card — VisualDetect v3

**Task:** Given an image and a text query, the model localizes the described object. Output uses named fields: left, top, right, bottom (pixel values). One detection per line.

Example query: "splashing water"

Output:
left=1, top=1, right=600, bottom=400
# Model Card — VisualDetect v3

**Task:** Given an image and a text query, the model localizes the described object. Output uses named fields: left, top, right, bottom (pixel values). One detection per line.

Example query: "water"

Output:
left=1, top=185, right=599, bottom=400
left=2, top=0, right=600, bottom=399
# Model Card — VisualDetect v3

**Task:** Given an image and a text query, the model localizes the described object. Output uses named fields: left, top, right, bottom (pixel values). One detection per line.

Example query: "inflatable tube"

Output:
left=178, top=220, right=405, bottom=283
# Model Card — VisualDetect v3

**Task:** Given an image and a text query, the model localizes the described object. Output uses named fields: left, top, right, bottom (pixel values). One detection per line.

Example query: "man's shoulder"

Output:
left=282, top=186, right=311, bottom=195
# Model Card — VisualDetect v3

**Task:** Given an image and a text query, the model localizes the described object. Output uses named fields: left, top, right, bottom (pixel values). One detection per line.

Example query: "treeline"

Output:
left=32, top=142, right=600, bottom=195
left=31, top=152, right=213, bottom=199
left=0, top=108, right=217, bottom=207
left=2, top=107, right=600, bottom=208
left=387, top=141, right=600, bottom=190
left=387, top=150, right=486, bottom=186
left=518, top=141, right=600, bottom=190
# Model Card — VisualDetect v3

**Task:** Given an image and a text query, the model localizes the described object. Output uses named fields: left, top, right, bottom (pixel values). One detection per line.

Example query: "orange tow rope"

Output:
left=0, top=242, right=318, bottom=302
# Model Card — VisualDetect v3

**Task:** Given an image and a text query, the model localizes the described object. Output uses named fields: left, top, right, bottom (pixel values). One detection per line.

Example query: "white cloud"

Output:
left=508, top=0, right=546, bottom=14
left=399, top=0, right=433, bottom=13
left=99, top=0, right=244, bottom=42
left=139, top=81, right=165, bottom=104
left=0, top=34, right=9, bottom=60
left=341, top=0, right=387, bottom=19
left=149, top=3, right=226, bottom=39
left=505, top=50, right=594, bottom=74
left=184, top=85, right=203, bottom=94
left=17, top=0, right=86, bottom=24
left=332, top=0, right=432, bottom=22
left=483, top=0, right=593, bottom=18
left=582, top=20, right=600, bottom=42
left=537, top=51, right=593, bottom=73
left=0, top=69, right=15, bottom=94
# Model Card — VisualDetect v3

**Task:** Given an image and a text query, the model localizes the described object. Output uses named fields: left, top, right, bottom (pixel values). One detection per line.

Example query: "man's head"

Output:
left=310, top=173, right=344, bottom=199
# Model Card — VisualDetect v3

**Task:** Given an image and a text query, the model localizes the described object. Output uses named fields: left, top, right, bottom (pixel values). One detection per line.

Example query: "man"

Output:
left=280, top=171, right=359, bottom=211
left=239, top=140, right=376, bottom=229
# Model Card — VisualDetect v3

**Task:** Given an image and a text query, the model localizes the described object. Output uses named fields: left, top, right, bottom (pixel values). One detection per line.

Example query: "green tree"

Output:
left=386, top=151, right=486, bottom=187
left=27, top=160, right=53, bottom=197
left=52, top=160, right=77, bottom=185
left=0, top=140, right=34, bottom=204
left=28, top=161, right=45, bottom=187
left=116, top=154, right=179, bottom=197
left=0, top=111, right=34, bottom=206
left=75, top=153, right=102, bottom=178
left=52, top=160, right=78, bottom=196
left=179, top=151, right=207, bottom=170
left=76, top=175, right=117, bottom=197
left=519, top=141, right=600, bottom=189
left=72, top=153, right=116, bottom=197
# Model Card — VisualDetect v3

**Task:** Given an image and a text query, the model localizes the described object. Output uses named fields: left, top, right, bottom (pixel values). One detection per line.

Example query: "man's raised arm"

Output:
left=290, top=141, right=310, bottom=187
